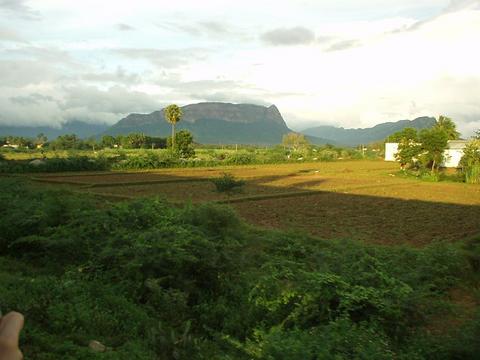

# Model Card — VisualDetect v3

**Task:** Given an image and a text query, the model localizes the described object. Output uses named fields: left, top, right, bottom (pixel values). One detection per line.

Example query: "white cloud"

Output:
left=0, top=0, right=479, bottom=137
left=0, top=0, right=41, bottom=20
left=261, top=27, right=316, bottom=46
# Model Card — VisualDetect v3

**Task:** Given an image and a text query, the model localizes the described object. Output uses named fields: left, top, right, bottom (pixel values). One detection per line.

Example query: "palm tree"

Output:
left=164, top=104, right=183, bottom=150
left=436, top=115, right=460, bottom=140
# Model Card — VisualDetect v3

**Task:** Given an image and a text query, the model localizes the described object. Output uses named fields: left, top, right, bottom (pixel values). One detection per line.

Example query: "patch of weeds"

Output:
left=211, top=173, right=245, bottom=193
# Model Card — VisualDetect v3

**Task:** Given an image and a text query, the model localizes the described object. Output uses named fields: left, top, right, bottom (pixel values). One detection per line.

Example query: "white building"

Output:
left=384, top=143, right=399, bottom=161
left=385, top=140, right=468, bottom=168
left=443, top=140, right=468, bottom=167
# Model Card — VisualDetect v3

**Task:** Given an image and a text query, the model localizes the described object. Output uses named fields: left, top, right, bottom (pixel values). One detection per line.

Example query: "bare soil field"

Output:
left=31, top=160, right=480, bottom=245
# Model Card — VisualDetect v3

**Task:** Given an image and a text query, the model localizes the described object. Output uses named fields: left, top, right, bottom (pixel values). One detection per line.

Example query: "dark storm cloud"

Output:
left=261, top=26, right=316, bottom=46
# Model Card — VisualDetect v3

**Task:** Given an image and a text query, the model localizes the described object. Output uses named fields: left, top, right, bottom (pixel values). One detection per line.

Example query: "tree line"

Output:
left=387, top=115, right=480, bottom=183
left=0, top=133, right=167, bottom=150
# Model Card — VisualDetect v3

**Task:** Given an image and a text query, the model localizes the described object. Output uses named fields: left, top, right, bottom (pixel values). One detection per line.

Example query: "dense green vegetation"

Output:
left=0, top=178, right=479, bottom=359
left=460, top=139, right=480, bottom=184
left=0, top=133, right=168, bottom=151
left=0, top=143, right=375, bottom=173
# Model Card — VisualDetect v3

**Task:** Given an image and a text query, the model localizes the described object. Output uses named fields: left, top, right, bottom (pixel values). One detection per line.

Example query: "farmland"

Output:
left=31, top=160, right=480, bottom=246
left=2, top=159, right=480, bottom=359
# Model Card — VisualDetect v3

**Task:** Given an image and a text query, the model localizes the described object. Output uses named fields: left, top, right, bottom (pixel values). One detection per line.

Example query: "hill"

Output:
left=301, top=117, right=437, bottom=146
left=0, top=121, right=109, bottom=140
left=104, top=102, right=332, bottom=145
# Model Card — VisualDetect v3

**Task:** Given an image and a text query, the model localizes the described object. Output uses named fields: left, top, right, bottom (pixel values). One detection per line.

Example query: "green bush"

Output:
left=224, top=152, right=256, bottom=165
left=248, top=319, right=395, bottom=360
left=464, top=165, right=480, bottom=184
left=316, top=149, right=338, bottom=161
left=211, top=173, right=245, bottom=192
left=113, top=150, right=179, bottom=170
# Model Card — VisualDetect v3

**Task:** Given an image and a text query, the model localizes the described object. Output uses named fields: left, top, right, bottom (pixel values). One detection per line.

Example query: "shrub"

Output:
left=224, top=152, right=256, bottom=165
left=211, top=173, right=245, bottom=193
left=317, top=149, right=338, bottom=161
left=113, top=150, right=179, bottom=170
left=460, top=140, right=480, bottom=184
left=464, top=165, right=480, bottom=184
left=262, top=149, right=287, bottom=163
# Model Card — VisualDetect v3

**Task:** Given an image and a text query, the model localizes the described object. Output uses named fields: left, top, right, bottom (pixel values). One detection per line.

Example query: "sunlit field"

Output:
left=29, top=159, right=480, bottom=246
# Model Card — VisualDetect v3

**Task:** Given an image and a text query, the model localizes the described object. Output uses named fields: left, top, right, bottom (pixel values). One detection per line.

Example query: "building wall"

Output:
left=443, top=149, right=464, bottom=168
left=384, top=143, right=399, bottom=161
left=385, top=141, right=466, bottom=168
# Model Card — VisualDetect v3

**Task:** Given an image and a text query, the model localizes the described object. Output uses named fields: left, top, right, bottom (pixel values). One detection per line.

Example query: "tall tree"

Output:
left=35, top=133, right=48, bottom=148
left=164, top=104, right=183, bottom=150
left=167, top=130, right=195, bottom=158
left=125, top=133, right=147, bottom=149
left=101, top=135, right=116, bottom=148
left=436, top=115, right=460, bottom=140
left=419, top=127, right=449, bottom=172
left=387, top=127, right=418, bottom=143
left=282, top=132, right=309, bottom=152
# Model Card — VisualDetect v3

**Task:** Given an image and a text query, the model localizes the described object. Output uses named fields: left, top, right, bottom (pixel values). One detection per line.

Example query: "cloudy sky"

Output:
left=1, top=0, right=479, bottom=136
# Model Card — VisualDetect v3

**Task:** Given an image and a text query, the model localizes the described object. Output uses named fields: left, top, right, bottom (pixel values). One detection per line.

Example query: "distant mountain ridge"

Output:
left=0, top=103, right=437, bottom=147
left=105, top=102, right=332, bottom=145
left=301, top=117, right=437, bottom=146
left=0, top=121, right=109, bottom=140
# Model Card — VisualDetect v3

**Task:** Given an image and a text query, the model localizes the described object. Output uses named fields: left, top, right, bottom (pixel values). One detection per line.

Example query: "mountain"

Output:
left=105, top=102, right=332, bottom=145
left=0, top=121, right=110, bottom=140
left=301, top=117, right=437, bottom=146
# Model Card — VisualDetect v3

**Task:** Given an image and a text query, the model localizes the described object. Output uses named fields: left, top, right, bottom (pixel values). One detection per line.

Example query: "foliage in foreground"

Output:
left=0, top=179, right=479, bottom=359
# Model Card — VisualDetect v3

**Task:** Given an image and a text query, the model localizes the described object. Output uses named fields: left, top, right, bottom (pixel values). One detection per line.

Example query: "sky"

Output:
left=0, top=0, right=479, bottom=136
